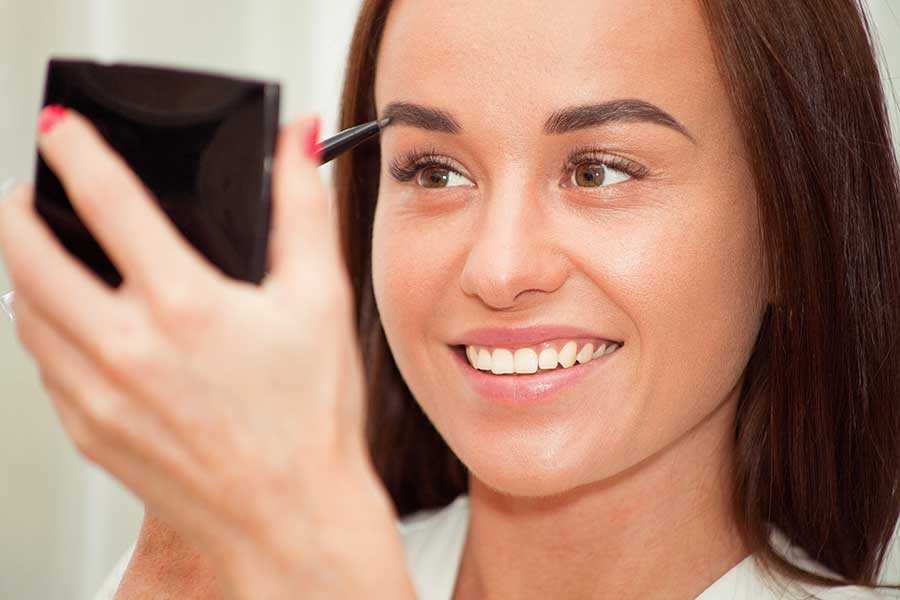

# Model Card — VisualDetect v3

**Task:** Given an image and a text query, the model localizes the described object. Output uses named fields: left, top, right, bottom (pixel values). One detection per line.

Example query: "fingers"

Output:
left=35, top=106, right=219, bottom=299
left=0, top=182, right=128, bottom=356
left=10, top=289, right=145, bottom=462
left=266, top=115, right=345, bottom=293
left=11, top=290, right=197, bottom=518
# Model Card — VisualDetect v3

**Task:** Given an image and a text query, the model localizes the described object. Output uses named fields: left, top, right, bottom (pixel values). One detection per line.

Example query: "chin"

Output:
left=454, top=436, right=600, bottom=499
left=473, top=473, right=586, bottom=499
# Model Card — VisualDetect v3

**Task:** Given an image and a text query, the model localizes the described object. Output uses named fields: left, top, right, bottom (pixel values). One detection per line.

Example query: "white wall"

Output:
left=0, top=1, right=897, bottom=598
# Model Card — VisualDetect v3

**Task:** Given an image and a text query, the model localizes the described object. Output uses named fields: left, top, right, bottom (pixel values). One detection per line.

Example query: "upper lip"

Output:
left=449, top=325, right=622, bottom=348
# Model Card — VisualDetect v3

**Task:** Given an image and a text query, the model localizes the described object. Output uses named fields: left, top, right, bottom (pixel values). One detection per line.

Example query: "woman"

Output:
left=2, top=0, right=897, bottom=598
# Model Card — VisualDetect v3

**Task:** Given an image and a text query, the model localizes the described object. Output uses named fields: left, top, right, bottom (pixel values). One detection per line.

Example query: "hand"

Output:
left=0, top=108, right=414, bottom=599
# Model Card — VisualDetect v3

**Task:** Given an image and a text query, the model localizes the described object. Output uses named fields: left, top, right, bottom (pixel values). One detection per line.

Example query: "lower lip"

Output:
left=449, top=344, right=619, bottom=407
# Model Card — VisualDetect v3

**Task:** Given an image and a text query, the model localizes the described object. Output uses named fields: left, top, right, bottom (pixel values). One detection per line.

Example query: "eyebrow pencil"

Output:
left=317, top=117, right=391, bottom=165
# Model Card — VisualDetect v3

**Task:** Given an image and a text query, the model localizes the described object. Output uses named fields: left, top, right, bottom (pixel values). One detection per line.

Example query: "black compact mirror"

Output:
left=34, top=58, right=281, bottom=288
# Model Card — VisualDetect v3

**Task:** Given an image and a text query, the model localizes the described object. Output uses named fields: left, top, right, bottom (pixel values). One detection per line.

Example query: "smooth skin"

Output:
left=372, top=0, right=768, bottom=599
left=0, top=112, right=416, bottom=599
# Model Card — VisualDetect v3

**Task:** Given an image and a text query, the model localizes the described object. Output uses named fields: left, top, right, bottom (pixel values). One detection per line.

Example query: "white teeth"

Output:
left=466, top=345, right=478, bottom=367
left=576, top=343, right=594, bottom=364
left=538, top=347, right=558, bottom=369
left=558, top=341, right=577, bottom=368
left=491, top=348, right=515, bottom=374
left=477, top=348, right=492, bottom=370
left=463, top=340, right=621, bottom=374
left=514, top=348, right=539, bottom=374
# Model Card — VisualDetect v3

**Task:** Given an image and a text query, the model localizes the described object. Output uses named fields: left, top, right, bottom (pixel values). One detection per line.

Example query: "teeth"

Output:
left=576, top=343, right=594, bottom=364
left=558, top=341, right=577, bottom=368
left=466, top=345, right=478, bottom=365
left=491, top=348, right=515, bottom=374
left=464, top=339, right=621, bottom=374
left=476, top=348, right=492, bottom=370
left=514, top=348, right=539, bottom=374
left=538, top=347, right=557, bottom=369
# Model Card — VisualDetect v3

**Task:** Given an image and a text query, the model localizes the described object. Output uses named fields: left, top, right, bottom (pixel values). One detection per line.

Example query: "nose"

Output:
left=458, top=179, right=568, bottom=309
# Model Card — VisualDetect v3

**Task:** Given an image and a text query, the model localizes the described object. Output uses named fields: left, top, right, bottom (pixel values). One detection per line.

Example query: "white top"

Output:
left=94, top=493, right=897, bottom=599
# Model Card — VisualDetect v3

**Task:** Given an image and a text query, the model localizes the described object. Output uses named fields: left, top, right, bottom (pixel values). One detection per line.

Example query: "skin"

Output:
left=372, top=0, right=770, bottom=598
left=112, top=514, right=220, bottom=599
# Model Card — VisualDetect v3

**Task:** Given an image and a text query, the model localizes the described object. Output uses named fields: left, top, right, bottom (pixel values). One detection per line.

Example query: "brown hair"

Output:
left=332, top=0, right=900, bottom=593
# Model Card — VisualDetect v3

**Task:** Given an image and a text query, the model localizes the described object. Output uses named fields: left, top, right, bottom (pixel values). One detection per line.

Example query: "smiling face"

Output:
left=371, top=0, right=769, bottom=497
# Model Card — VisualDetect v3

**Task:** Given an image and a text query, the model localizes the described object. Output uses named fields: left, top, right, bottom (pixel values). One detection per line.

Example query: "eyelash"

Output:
left=387, top=144, right=650, bottom=188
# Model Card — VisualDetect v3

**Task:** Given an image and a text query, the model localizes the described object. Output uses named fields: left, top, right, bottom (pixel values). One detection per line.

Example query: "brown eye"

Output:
left=414, top=164, right=474, bottom=189
left=564, top=147, right=650, bottom=188
left=573, top=163, right=606, bottom=187
left=418, top=166, right=450, bottom=188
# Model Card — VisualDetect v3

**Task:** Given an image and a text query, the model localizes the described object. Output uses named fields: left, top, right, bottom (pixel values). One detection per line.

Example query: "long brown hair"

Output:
left=332, top=0, right=900, bottom=592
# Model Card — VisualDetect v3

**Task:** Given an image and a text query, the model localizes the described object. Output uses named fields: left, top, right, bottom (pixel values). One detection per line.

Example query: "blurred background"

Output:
left=0, top=0, right=898, bottom=598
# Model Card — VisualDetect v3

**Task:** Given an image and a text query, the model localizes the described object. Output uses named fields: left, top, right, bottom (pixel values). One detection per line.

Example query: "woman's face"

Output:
left=371, top=0, right=769, bottom=497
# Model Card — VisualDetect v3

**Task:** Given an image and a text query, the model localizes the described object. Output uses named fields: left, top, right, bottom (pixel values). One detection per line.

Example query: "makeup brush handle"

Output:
left=317, top=120, right=384, bottom=165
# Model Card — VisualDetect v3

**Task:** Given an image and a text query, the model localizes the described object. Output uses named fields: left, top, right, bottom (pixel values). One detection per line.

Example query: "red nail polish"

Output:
left=38, top=104, right=67, bottom=134
left=304, top=116, right=321, bottom=161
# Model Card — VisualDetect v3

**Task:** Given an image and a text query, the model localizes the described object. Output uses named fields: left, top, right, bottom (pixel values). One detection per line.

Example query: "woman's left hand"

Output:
left=0, top=108, right=414, bottom=599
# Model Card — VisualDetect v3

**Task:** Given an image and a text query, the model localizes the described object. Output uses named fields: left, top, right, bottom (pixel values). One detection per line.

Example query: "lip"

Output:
left=448, top=325, right=621, bottom=348
left=449, top=342, right=620, bottom=407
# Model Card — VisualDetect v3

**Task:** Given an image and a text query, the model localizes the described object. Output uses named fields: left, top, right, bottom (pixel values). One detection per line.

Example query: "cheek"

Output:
left=371, top=204, right=457, bottom=385
left=594, top=195, right=765, bottom=442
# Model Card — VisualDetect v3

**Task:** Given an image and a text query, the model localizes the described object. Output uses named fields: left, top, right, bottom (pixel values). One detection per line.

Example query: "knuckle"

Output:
left=37, top=367, right=59, bottom=393
left=71, top=425, right=103, bottom=463
left=98, top=332, right=161, bottom=381
left=14, top=309, right=40, bottom=354
left=151, top=284, right=217, bottom=331
left=42, top=373, right=120, bottom=464
left=14, top=317, right=34, bottom=352
left=83, top=395, right=126, bottom=436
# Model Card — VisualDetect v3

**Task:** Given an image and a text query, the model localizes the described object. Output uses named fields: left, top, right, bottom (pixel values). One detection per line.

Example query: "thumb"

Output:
left=265, top=114, right=338, bottom=288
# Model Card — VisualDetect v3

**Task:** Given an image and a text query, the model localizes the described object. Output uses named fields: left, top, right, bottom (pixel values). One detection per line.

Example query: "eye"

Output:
left=570, top=162, right=633, bottom=188
left=563, top=145, right=649, bottom=191
left=388, top=148, right=475, bottom=190
left=416, top=164, right=474, bottom=189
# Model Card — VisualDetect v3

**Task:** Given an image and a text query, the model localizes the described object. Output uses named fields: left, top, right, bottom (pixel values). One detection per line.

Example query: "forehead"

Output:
left=374, top=0, right=724, bottom=138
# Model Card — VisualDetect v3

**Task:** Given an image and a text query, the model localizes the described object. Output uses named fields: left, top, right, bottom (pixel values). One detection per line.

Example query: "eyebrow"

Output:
left=380, top=98, right=697, bottom=144
left=381, top=102, right=462, bottom=134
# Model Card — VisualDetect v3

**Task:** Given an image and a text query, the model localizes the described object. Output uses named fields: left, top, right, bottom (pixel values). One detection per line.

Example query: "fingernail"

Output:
left=38, top=104, right=67, bottom=135
left=0, top=177, right=15, bottom=198
left=303, top=115, right=322, bottom=161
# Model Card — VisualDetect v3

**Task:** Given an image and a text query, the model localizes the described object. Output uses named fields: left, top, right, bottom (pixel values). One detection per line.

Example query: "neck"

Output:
left=452, top=388, right=754, bottom=600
